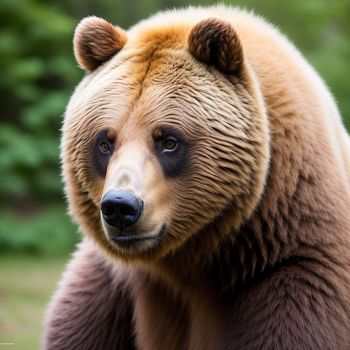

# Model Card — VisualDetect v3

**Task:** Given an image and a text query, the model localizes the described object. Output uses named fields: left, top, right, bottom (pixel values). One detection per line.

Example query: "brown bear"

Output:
left=44, top=6, right=350, bottom=350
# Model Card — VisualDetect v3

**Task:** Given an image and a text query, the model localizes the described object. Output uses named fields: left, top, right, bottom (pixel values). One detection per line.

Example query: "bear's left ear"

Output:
left=188, top=18, right=243, bottom=75
left=73, top=16, right=127, bottom=72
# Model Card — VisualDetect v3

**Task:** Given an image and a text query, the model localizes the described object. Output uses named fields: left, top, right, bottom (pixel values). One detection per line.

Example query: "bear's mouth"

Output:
left=105, top=224, right=166, bottom=252
left=111, top=225, right=165, bottom=245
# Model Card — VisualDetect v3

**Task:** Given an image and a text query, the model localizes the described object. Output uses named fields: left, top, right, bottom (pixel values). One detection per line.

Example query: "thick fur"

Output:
left=44, top=240, right=135, bottom=349
left=74, top=16, right=127, bottom=72
left=44, top=6, right=350, bottom=350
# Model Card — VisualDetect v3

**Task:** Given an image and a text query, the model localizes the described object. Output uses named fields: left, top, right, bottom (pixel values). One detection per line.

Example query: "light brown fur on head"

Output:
left=62, top=16, right=269, bottom=263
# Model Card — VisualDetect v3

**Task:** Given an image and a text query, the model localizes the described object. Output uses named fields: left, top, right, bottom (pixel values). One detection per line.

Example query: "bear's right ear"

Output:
left=188, top=18, right=243, bottom=75
left=73, top=16, right=127, bottom=72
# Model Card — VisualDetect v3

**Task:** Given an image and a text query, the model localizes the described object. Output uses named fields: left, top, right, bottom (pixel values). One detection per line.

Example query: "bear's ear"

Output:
left=188, top=18, right=243, bottom=75
left=73, top=16, right=127, bottom=72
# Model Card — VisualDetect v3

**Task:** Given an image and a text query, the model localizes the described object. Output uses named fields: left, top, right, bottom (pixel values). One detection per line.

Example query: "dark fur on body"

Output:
left=44, top=244, right=135, bottom=349
left=44, top=6, right=350, bottom=350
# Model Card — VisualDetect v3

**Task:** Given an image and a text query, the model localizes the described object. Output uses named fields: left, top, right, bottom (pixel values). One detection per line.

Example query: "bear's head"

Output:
left=62, top=14, right=269, bottom=261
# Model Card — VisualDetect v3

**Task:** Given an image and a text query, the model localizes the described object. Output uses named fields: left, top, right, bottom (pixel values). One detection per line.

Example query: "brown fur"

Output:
left=74, top=16, right=127, bottom=72
left=44, top=240, right=135, bottom=349
left=44, top=6, right=350, bottom=350
left=188, top=18, right=244, bottom=74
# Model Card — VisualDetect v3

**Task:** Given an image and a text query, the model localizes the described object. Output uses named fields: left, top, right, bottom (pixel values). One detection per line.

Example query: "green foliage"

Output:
left=0, top=0, right=349, bottom=255
left=0, top=0, right=81, bottom=254
left=0, top=205, right=78, bottom=254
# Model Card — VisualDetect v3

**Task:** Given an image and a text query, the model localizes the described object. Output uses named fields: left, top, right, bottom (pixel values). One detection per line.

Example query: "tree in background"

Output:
left=0, top=0, right=349, bottom=254
left=0, top=0, right=80, bottom=253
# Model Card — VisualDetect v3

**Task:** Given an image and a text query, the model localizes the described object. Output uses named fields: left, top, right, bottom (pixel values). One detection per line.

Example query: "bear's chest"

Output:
left=131, top=273, right=227, bottom=350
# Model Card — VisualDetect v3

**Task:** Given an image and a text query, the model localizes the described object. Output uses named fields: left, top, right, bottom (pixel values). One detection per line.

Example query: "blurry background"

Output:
left=0, top=0, right=349, bottom=348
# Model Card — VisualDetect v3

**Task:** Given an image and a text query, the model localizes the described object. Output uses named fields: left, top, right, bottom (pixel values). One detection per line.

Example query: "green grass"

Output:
left=0, top=255, right=70, bottom=350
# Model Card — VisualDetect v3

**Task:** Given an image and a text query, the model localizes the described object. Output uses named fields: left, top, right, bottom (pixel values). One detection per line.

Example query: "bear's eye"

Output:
left=99, top=141, right=111, bottom=154
left=162, top=136, right=178, bottom=152
left=92, top=130, right=115, bottom=177
left=153, top=128, right=189, bottom=178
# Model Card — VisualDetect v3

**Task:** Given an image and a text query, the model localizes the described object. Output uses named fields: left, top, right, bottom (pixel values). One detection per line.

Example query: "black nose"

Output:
left=100, top=190, right=143, bottom=228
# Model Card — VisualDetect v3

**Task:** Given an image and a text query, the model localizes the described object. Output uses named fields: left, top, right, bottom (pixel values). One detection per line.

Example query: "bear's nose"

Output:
left=100, top=190, right=143, bottom=229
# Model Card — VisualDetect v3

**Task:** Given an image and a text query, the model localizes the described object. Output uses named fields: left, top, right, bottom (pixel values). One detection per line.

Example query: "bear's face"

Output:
left=62, top=16, right=269, bottom=261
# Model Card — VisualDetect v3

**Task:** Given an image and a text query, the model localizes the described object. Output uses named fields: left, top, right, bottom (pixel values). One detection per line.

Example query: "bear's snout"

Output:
left=100, top=190, right=143, bottom=230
